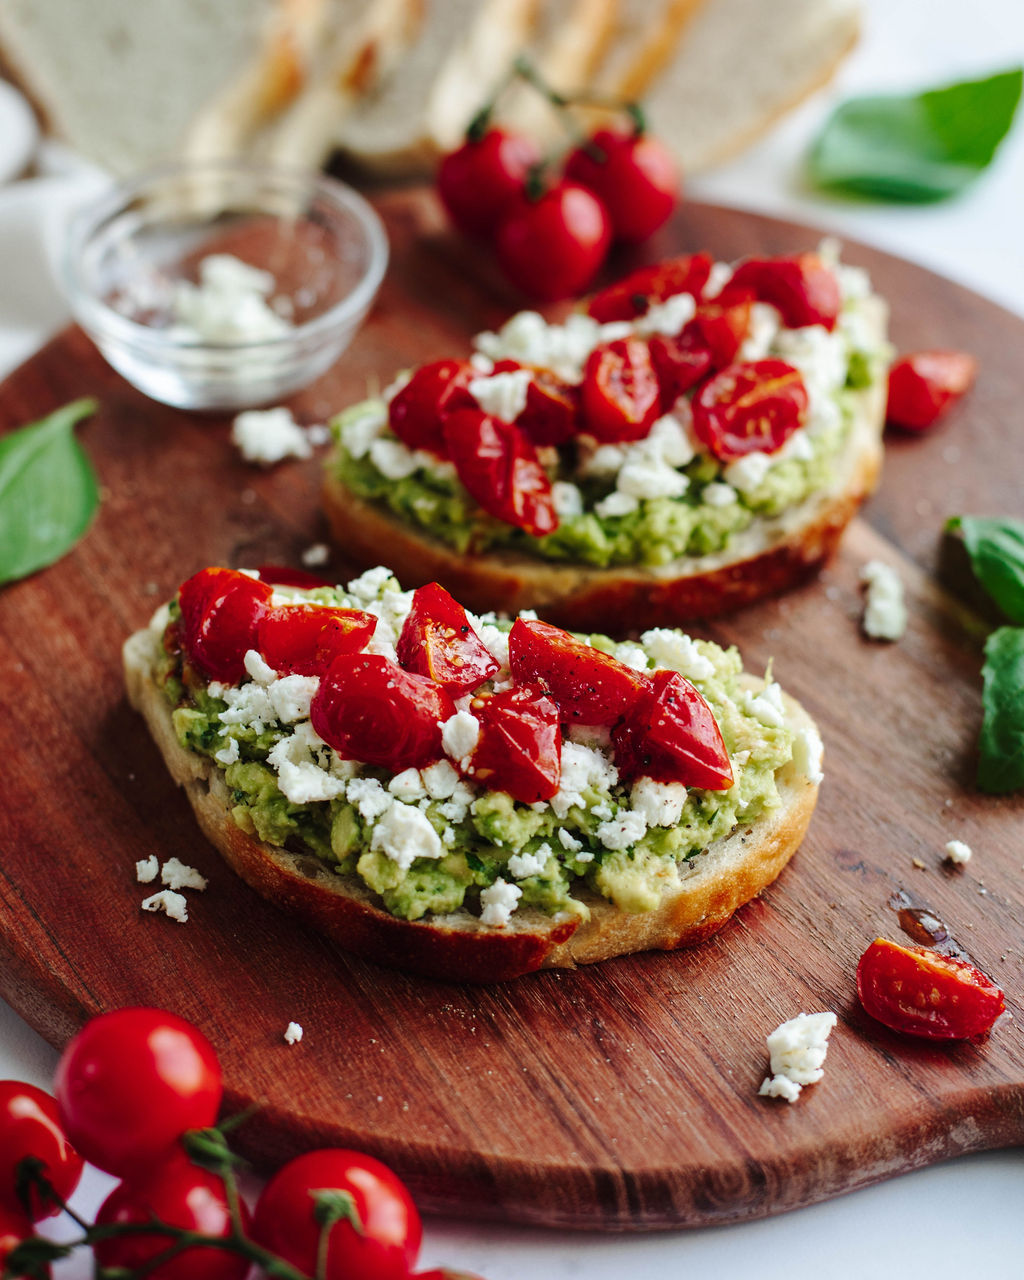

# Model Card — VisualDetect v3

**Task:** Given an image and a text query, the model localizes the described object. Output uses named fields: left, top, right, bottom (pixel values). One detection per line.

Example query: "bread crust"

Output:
left=124, top=627, right=820, bottom=983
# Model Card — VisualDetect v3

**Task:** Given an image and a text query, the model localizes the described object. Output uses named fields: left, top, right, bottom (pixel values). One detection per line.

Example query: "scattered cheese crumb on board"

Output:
left=860, top=559, right=907, bottom=641
left=141, top=889, right=189, bottom=923
left=284, top=1022, right=304, bottom=1045
left=135, top=855, right=159, bottom=884
left=161, top=857, right=209, bottom=892
left=945, top=839, right=973, bottom=865
left=759, top=1011, right=837, bottom=1103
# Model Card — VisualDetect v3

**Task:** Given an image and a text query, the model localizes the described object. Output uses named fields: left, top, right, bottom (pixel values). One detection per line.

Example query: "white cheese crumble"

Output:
left=551, top=481, right=584, bottom=519
left=702, top=482, right=738, bottom=507
left=723, top=451, right=772, bottom=494
left=420, top=759, right=462, bottom=800
left=944, top=839, right=972, bottom=866
left=740, top=681, right=786, bottom=729
left=593, top=491, right=639, bottom=519
left=468, top=368, right=532, bottom=420
left=551, top=742, right=619, bottom=819
left=267, top=724, right=348, bottom=805
left=441, top=709, right=482, bottom=768
left=596, top=809, right=649, bottom=851
left=135, top=856, right=159, bottom=884
left=792, top=726, right=825, bottom=785
left=346, top=776, right=393, bottom=822
left=629, top=778, right=688, bottom=827
left=860, top=559, right=907, bottom=642
left=640, top=629, right=716, bottom=682
left=301, top=543, right=330, bottom=567
left=268, top=674, right=319, bottom=724
left=161, top=857, right=208, bottom=892
left=244, top=648, right=278, bottom=686
left=214, top=737, right=240, bottom=766
left=508, top=845, right=552, bottom=879
left=632, top=291, right=697, bottom=337
left=758, top=1011, right=837, bottom=1103
left=479, top=878, right=522, bottom=926
left=371, top=802, right=442, bottom=872
left=338, top=401, right=388, bottom=458
left=388, top=767, right=427, bottom=801
left=231, top=408, right=313, bottom=466
left=284, top=1021, right=303, bottom=1045
left=170, top=254, right=291, bottom=344
left=557, top=827, right=583, bottom=853
left=141, top=889, right=189, bottom=924
left=737, top=302, right=781, bottom=361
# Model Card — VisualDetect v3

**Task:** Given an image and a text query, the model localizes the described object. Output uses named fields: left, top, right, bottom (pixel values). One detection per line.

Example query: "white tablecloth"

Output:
left=1, top=1, right=1022, bottom=1275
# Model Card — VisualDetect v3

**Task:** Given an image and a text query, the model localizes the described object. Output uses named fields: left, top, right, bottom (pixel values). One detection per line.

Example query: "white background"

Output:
left=0, top=0, right=1022, bottom=1276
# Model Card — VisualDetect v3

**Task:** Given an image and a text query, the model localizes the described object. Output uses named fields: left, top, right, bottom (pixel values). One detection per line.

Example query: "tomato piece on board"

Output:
left=886, top=350, right=977, bottom=430
left=517, top=370, right=580, bottom=445
left=467, top=685, right=562, bottom=803
left=258, top=604, right=377, bottom=676
left=495, top=180, right=612, bottom=302
left=443, top=408, right=559, bottom=536
left=178, top=567, right=273, bottom=684
left=437, top=127, right=541, bottom=238
left=508, top=618, right=647, bottom=725
left=0, top=1081, right=83, bottom=1221
left=612, top=669, right=733, bottom=790
left=564, top=127, right=678, bottom=243
left=254, top=564, right=334, bottom=590
left=586, top=253, right=714, bottom=322
left=581, top=338, right=662, bottom=442
left=856, top=938, right=1005, bottom=1040
left=388, top=359, right=476, bottom=456
left=692, top=359, right=808, bottom=462
left=396, top=582, right=500, bottom=696
left=311, top=653, right=455, bottom=770
left=723, top=253, right=841, bottom=331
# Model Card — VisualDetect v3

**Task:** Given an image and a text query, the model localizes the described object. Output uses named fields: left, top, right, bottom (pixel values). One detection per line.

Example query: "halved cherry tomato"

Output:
left=495, top=180, right=612, bottom=302
left=692, top=359, right=808, bottom=462
left=564, top=127, right=678, bottom=243
left=612, top=670, right=733, bottom=790
left=443, top=408, right=558, bottom=536
left=437, top=127, right=541, bottom=238
left=388, top=359, right=476, bottom=456
left=0, top=1082, right=82, bottom=1221
left=0, top=1203, right=40, bottom=1280
left=886, top=350, right=977, bottom=430
left=586, top=253, right=713, bottom=322
left=508, top=619, right=646, bottom=725
left=683, top=300, right=752, bottom=370
left=397, top=582, right=499, bottom=695
left=722, top=253, right=840, bottom=331
left=257, top=604, right=377, bottom=676
left=254, top=564, right=333, bottom=591
left=311, top=653, right=455, bottom=770
left=856, top=938, right=1006, bottom=1040
left=178, top=568, right=273, bottom=684
left=517, top=370, right=579, bottom=445
left=467, top=685, right=561, bottom=803
left=648, top=336, right=713, bottom=406
left=581, top=338, right=661, bottom=442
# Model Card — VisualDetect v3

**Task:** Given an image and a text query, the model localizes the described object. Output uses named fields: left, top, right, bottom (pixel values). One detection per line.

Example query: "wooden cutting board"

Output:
left=0, top=192, right=1021, bottom=1231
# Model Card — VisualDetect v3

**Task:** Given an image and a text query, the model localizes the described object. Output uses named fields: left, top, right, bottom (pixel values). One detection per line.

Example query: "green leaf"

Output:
left=978, top=627, right=1024, bottom=793
left=0, top=398, right=99, bottom=587
left=808, top=68, right=1023, bottom=202
left=948, top=515, right=1024, bottom=624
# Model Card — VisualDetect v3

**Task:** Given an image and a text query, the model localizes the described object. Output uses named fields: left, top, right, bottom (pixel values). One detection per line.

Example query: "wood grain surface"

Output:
left=0, top=192, right=1022, bottom=1230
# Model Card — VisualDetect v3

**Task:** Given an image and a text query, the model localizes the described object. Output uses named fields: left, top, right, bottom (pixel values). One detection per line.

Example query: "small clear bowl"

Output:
left=63, top=161, right=388, bottom=411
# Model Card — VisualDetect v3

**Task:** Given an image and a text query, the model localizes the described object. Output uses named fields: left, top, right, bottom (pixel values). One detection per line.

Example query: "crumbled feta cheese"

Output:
left=346, top=566, right=396, bottom=602
left=629, top=778, right=687, bottom=827
left=616, top=447, right=689, bottom=501
left=213, top=736, right=240, bottom=767
left=596, top=809, right=649, bottom=851
left=268, top=674, right=319, bottom=724
left=141, top=889, right=189, bottom=923
left=579, top=443, right=627, bottom=477
left=243, top=648, right=278, bottom=686
left=301, top=543, right=330, bottom=567
left=135, top=855, right=159, bottom=884
left=477, top=624, right=510, bottom=670
left=594, top=491, right=639, bottom=519
left=647, top=412, right=697, bottom=467
left=860, top=560, right=907, bottom=642
left=640, top=629, right=716, bottom=682
left=551, top=742, right=619, bottom=818
left=231, top=408, right=312, bottom=466
left=508, top=844, right=551, bottom=879
left=702, top=481, right=738, bottom=507
left=633, top=291, right=697, bottom=336
left=944, top=839, right=972, bottom=866
left=371, top=802, right=442, bottom=871
left=217, top=682, right=276, bottom=734
left=171, top=254, right=291, bottom=344
left=758, top=1011, right=837, bottom=1103
left=284, top=1021, right=303, bottom=1045
left=268, top=729, right=347, bottom=804
left=551, top=481, right=584, bottom=519
left=615, top=642, right=650, bottom=672
left=346, top=776, right=394, bottom=822
left=703, top=260, right=734, bottom=298
left=740, top=681, right=786, bottom=729
left=388, top=768, right=427, bottom=801
left=774, top=325, right=847, bottom=399
left=338, top=402, right=388, bottom=458
left=479, top=878, right=522, bottom=926
left=792, top=726, right=824, bottom=784
left=441, top=709, right=481, bottom=767
left=420, top=759, right=461, bottom=800
left=565, top=723, right=613, bottom=751
left=775, top=429, right=815, bottom=463
left=738, top=302, right=781, bottom=361
left=161, top=857, right=208, bottom=892
left=723, top=450, right=772, bottom=493
left=468, top=369, right=532, bottom=420
left=557, top=827, right=583, bottom=853
left=369, top=437, right=426, bottom=480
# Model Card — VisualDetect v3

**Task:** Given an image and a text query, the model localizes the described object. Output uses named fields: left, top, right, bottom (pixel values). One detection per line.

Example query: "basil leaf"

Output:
left=0, top=398, right=99, bottom=587
left=948, top=515, right=1024, bottom=624
left=978, top=627, right=1024, bottom=793
left=808, top=68, right=1023, bottom=202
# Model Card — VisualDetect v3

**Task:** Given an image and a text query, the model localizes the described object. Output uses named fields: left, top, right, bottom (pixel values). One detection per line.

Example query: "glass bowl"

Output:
left=63, top=161, right=388, bottom=411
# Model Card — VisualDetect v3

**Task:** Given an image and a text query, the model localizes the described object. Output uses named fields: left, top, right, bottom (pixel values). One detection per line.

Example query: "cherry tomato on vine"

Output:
left=508, top=618, right=646, bottom=725
left=389, top=358, right=477, bottom=457
left=467, top=685, right=562, bottom=803
left=258, top=604, right=377, bottom=676
left=54, top=1007, right=222, bottom=1179
left=94, top=1158, right=248, bottom=1280
left=251, top=1148, right=422, bottom=1280
left=581, top=338, right=661, bottom=442
left=0, top=1082, right=82, bottom=1221
left=495, top=180, right=611, bottom=301
left=565, top=127, right=678, bottom=242
left=692, top=359, right=808, bottom=462
left=178, top=567, right=273, bottom=684
left=722, top=252, right=841, bottom=331
left=437, top=127, right=542, bottom=238
left=612, top=669, right=734, bottom=790
left=586, top=253, right=712, bottom=322
left=886, top=350, right=977, bottom=430
left=443, top=407, right=559, bottom=536
left=856, top=938, right=1006, bottom=1040
left=396, top=582, right=499, bottom=696
left=0, top=1202, right=41, bottom=1280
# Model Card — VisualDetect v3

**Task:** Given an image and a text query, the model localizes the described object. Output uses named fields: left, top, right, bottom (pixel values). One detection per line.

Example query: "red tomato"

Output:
left=94, top=1158, right=248, bottom=1280
left=581, top=338, right=661, bottom=442
left=468, top=685, right=561, bottom=803
left=692, top=359, right=808, bottom=462
left=647, top=335, right=713, bottom=406
left=254, top=564, right=333, bottom=590
left=311, top=653, right=455, bottom=769
left=0, top=1082, right=82, bottom=1221
left=723, top=253, right=841, bottom=331
left=683, top=300, right=752, bottom=370
left=856, top=938, right=1006, bottom=1040
left=586, top=253, right=713, bottom=322
left=251, top=1148, right=421, bottom=1280
left=413, top=1272, right=486, bottom=1280
left=437, top=127, right=541, bottom=238
left=443, top=408, right=558, bottom=536
left=564, top=127, right=678, bottom=242
left=178, top=568, right=273, bottom=684
left=495, top=181, right=611, bottom=302
left=886, top=350, right=977, bottom=430
left=0, top=1203, right=40, bottom=1280
left=612, top=670, right=733, bottom=790
left=508, top=618, right=646, bottom=725
left=258, top=604, right=376, bottom=676
left=54, top=1008, right=222, bottom=1179
left=388, top=359, right=477, bottom=456
left=517, top=370, right=579, bottom=445
left=396, top=582, right=499, bottom=696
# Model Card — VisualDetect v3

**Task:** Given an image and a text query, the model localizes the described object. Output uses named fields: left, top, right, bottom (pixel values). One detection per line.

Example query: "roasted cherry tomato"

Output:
left=0, top=1082, right=82, bottom=1221
left=495, top=180, right=611, bottom=302
left=311, top=653, right=455, bottom=770
left=682, top=300, right=752, bottom=370
left=397, top=582, right=499, bottom=695
left=886, top=350, right=977, bottom=430
left=254, top=564, right=333, bottom=590
left=586, top=253, right=713, bottom=322
left=178, top=567, right=273, bottom=684
left=389, top=359, right=477, bottom=456
left=468, top=685, right=562, bottom=803
left=0, top=1203, right=40, bottom=1280
left=94, top=1158, right=249, bottom=1280
left=564, top=127, right=678, bottom=242
left=692, top=359, right=808, bottom=462
left=856, top=938, right=1006, bottom=1040
left=508, top=619, right=646, bottom=725
left=251, top=1148, right=422, bottom=1280
left=648, top=336, right=713, bottom=405
left=581, top=338, right=661, bottom=442
left=54, top=1008, right=222, bottom=1179
left=517, top=369, right=580, bottom=445
left=722, top=252, right=841, bottom=331
left=258, top=604, right=376, bottom=676
left=437, top=127, right=541, bottom=238
left=612, top=669, right=733, bottom=790
left=443, top=408, right=558, bottom=536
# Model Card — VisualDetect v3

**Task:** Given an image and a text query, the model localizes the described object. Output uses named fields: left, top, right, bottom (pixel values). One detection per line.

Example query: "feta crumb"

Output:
left=232, top=408, right=313, bottom=466
left=792, top=726, right=825, bottom=785
left=244, top=648, right=278, bottom=686
left=860, top=559, right=907, bottom=641
left=578, top=442, right=627, bottom=477
left=594, top=491, right=639, bottom=519
left=508, top=845, right=551, bottom=879
left=161, top=857, right=208, bottom=892
left=346, top=776, right=393, bottom=822
left=944, top=839, right=972, bottom=866
left=702, top=481, right=738, bottom=507
left=480, top=878, right=522, bottom=927
left=468, top=368, right=532, bottom=420
left=141, top=889, right=189, bottom=923
left=214, top=736, right=240, bottom=766
left=338, top=402, right=388, bottom=458
left=629, top=778, right=687, bottom=827
left=268, top=673, right=319, bottom=724
left=615, top=642, right=649, bottom=672
left=441, top=709, right=481, bottom=767
left=301, top=543, right=330, bottom=567
left=389, top=768, right=427, bottom=801
left=557, top=827, right=583, bottom=853
left=371, top=802, right=443, bottom=871
left=284, top=1021, right=303, bottom=1045
left=640, top=628, right=716, bottom=682
left=596, top=809, right=649, bottom=851
left=723, top=451, right=772, bottom=494
left=632, top=291, right=697, bottom=336
left=135, top=855, right=159, bottom=884
left=346, top=566, right=395, bottom=602
left=551, top=481, right=584, bottom=519
left=171, top=254, right=292, bottom=344
left=758, top=1011, right=837, bottom=1103
left=551, top=741, right=619, bottom=818
left=268, top=728, right=347, bottom=804
left=420, top=759, right=461, bottom=800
